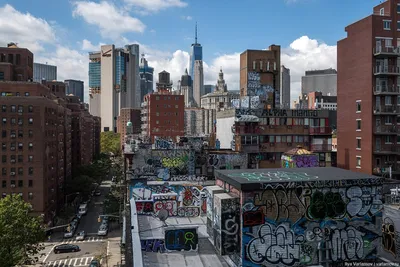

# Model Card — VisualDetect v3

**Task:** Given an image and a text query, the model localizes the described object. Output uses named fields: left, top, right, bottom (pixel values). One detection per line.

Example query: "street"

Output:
left=41, top=180, right=114, bottom=266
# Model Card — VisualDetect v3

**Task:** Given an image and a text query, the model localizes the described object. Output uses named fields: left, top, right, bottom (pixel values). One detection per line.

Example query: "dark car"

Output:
left=54, top=244, right=80, bottom=254
left=94, top=191, right=101, bottom=196
left=89, top=259, right=100, bottom=267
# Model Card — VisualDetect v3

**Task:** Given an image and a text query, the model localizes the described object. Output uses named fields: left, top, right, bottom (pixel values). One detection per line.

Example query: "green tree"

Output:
left=103, top=189, right=122, bottom=216
left=100, top=132, right=121, bottom=155
left=0, top=195, right=45, bottom=266
left=65, top=175, right=95, bottom=198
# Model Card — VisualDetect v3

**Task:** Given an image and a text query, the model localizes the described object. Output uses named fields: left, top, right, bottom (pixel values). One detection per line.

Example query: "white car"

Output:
left=76, top=231, right=85, bottom=241
left=97, top=225, right=108, bottom=236
left=64, top=229, right=74, bottom=238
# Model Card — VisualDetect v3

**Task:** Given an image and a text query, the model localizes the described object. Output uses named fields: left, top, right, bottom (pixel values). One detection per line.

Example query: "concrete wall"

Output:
left=216, top=116, right=235, bottom=149
left=301, top=74, right=337, bottom=96
left=240, top=176, right=383, bottom=266
left=380, top=204, right=400, bottom=261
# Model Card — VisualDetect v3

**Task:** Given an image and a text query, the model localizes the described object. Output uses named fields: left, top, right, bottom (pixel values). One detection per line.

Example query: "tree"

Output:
left=103, top=189, right=122, bottom=216
left=100, top=132, right=121, bottom=155
left=0, top=195, right=45, bottom=266
left=65, top=175, right=95, bottom=198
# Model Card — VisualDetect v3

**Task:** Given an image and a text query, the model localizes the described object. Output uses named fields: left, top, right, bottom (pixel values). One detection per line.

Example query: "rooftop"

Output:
left=215, top=167, right=381, bottom=191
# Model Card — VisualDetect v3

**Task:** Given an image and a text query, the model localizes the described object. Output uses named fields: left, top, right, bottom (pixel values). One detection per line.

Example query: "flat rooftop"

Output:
left=215, top=167, right=381, bottom=191
left=138, top=216, right=228, bottom=267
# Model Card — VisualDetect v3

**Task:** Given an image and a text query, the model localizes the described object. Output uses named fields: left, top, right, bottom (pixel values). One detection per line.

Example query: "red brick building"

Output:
left=117, top=108, right=141, bottom=147
left=141, top=71, right=184, bottom=143
left=0, top=43, right=33, bottom=82
left=338, top=0, right=400, bottom=178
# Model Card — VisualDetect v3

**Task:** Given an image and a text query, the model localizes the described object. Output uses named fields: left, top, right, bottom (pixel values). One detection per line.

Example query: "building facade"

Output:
left=240, top=45, right=281, bottom=108
left=179, top=69, right=194, bottom=107
left=0, top=43, right=33, bottom=82
left=206, top=168, right=383, bottom=266
left=280, top=65, right=291, bottom=108
left=65, top=79, right=84, bottom=102
left=193, top=60, right=204, bottom=107
left=217, top=108, right=336, bottom=168
left=88, top=44, right=140, bottom=132
left=307, top=91, right=337, bottom=110
left=204, top=84, right=214, bottom=95
left=141, top=71, right=185, bottom=143
left=33, top=62, right=57, bottom=83
left=189, top=23, right=203, bottom=83
left=184, top=108, right=216, bottom=137
left=301, top=68, right=337, bottom=96
left=337, top=0, right=400, bottom=178
left=117, top=108, right=141, bottom=148
left=139, top=54, right=154, bottom=103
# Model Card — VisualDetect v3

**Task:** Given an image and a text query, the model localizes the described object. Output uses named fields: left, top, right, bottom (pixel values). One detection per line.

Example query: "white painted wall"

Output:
left=216, top=117, right=235, bottom=149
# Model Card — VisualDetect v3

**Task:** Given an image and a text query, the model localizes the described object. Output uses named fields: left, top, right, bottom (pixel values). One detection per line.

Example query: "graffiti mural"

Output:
left=165, top=228, right=198, bottom=251
left=141, top=239, right=166, bottom=253
left=208, top=153, right=248, bottom=170
left=231, top=99, right=240, bottom=109
left=380, top=204, right=400, bottom=260
left=247, top=72, right=261, bottom=96
left=250, top=96, right=261, bottom=109
left=130, top=184, right=206, bottom=217
left=228, top=171, right=320, bottom=182
left=241, top=96, right=250, bottom=108
left=154, top=137, right=175, bottom=150
left=240, top=181, right=383, bottom=266
left=282, top=155, right=319, bottom=168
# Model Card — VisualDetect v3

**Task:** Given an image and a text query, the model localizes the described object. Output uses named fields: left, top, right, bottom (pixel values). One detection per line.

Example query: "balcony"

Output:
left=374, top=145, right=400, bottom=154
left=373, top=105, right=399, bottom=115
left=373, top=65, right=400, bottom=76
left=256, top=125, right=310, bottom=135
left=232, top=125, right=260, bottom=135
left=259, top=142, right=310, bottom=153
left=373, top=164, right=400, bottom=176
left=373, top=46, right=400, bottom=57
left=374, top=125, right=399, bottom=134
left=373, top=85, right=400, bottom=95
left=309, top=126, right=332, bottom=135
left=310, top=144, right=332, bottom=152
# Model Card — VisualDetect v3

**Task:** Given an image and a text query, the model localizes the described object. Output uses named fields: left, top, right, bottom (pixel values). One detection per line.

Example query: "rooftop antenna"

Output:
left=195, top=22, right=198, bottom=44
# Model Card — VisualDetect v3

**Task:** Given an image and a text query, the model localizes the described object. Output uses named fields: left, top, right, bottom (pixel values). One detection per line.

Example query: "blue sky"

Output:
left=0, top=0, right=382, bottom=102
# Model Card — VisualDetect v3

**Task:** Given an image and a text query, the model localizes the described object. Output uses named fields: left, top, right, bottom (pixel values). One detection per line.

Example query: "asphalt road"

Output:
left=43, top=180, right=113, bottom=266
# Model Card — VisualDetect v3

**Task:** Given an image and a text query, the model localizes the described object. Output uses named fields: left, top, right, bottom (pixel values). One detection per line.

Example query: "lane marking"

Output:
left=42, top=244, right=56, bottom=263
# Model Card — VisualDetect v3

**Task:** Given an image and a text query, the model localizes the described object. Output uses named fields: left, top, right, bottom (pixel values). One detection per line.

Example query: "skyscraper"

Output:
left=33, top=62, right=57, bottom=82
left=88, top=44, right=140, bottom=132
left=193, top=60, right=204, bottom=107
left=65, top=79, right=84, bottom=102
left=139, top=54, right=154, bottom=102
left=189, top=23, right=203, bottom=81
left=180, top=68, right=193, bottom=107
left=280, top=65, right=291, bottom=108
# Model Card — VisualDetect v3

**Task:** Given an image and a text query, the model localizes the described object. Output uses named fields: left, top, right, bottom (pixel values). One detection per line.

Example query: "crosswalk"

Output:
left=46, top=257, right=97, bottom=266
left=62, top=236, right=104, bottom=244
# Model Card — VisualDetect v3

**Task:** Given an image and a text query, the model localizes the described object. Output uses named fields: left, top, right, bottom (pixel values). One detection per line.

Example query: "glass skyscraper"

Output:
left=189, top=23, right=202, bottom=80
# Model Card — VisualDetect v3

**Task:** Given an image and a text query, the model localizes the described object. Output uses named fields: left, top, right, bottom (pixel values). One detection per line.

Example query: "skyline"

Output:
left=0, top=0, right=381, bottom=103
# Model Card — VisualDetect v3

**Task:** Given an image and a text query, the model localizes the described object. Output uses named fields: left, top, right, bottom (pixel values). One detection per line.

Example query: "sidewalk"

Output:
left=106, top=225, right=123, bottom=267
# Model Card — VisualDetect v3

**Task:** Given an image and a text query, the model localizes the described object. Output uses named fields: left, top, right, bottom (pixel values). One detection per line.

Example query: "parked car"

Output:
left=94, top=190, right=101, bottom=196
left=89, top=259, right=101, bottom=267
left=54, top=244, right=80, bottom=254
left=76, top=231, right=86, bottom=241
left=97, top=225, right=108, bottom=236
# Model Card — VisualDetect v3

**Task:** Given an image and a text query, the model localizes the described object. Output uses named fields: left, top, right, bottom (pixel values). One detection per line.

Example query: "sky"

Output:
left=0, top=0, right=383, bottom=103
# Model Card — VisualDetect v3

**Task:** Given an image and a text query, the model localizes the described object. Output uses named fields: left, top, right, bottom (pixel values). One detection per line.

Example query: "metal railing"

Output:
left=374, top=65, right=400, bottom=75
left=310, top=144, right=332, bottom=151
left=374, top=125, right=399, bottom=134
left=309, top=126, right=332, bottom=135
left=374, top=145, right=400, bottom=153
left=373, top=46, right=400, bottom=55
left=373, top=105, right=400, bottom=114
left=374, top=85, right=400, bottom=94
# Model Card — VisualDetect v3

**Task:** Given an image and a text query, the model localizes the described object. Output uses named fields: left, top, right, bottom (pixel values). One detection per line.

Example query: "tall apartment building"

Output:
left=338, top=0, right=400, bottom=178
left=0, top=43, right=33, bottom=82
left=240, top=45, right=281, bottom=108
left=193, top=60, right=204, bottom=107
left=117, top=108, right=141, bottom=148
left=33, top=62, right=57, bottom=83
left=141, top=71, right=184, bottom=143
left=184, top=108, right=216, bottom=137
left=88, top=44, right=140, bottom=132
left=65, top=79, right=84, bottom=102
left=139, top=54, right=154, bottom=103
left=301, top=68, right=337, bottom=96
left=280, top=65, right=291, bottom=108
left=179, top=68, right=193, bottom=107
left=218, top=108, right=335, bottom=168
left=189, top=23, right=203, bottom=83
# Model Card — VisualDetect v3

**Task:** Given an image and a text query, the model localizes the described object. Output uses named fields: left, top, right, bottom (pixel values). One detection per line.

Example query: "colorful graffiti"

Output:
left=154, top=138, right=175, bottom=150
left=165, top=228, right=198, bottom=251
left=141, top=239, right=166, bottom=253
left=228, top=171, right=320, bottom=182
left=282, top=155, right=319, bottom=168
left=208, top=153, right=248, bottom=170
left=240, top=182, right=383, bottom=266
left=130, top=184, right=206, bottom=217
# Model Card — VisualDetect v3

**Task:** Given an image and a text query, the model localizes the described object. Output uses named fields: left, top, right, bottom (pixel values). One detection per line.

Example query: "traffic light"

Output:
left=67, top=225, right=71, bottom=232
left=98, top=217, right=101, bottom=223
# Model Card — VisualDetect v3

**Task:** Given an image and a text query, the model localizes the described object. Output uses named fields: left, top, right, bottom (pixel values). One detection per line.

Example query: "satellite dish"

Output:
left=157, top=209, right=169, bottom=223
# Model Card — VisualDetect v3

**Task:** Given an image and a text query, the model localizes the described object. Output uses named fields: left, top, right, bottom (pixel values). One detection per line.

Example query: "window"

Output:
left=28, top=192, right=33, bottom=200
left=175, top=105, right=178, bottom=108
left=398, top=4, right=400, bottom=13
left=18, top=180, right=23, bottom=188
left=11, top=118, right=16, bottom=125
left=18, top=168, right=23, bottom=175
left=24, top=92, right=29, bottom=96
left=2, top=168, right=6, bottom=175
left=356, top=156, right=361, bottom=168
left=18, top=118, right=22, bottom=126
left=1, top=105, right=5, bottom=112
left=1, top=143, right=5, bottom=151
left=385, top=96, right=392, bottom=105
left=18, top=130, right=22, bottom=138
left=253, top=61, right=256, bottom=70
left=1, top=130, right=5, bottom=138
left=356, top=119, right=361, bottom=131
left=28, top=143, right=33, bottom=149
left=156, top=96, right=160, bottom=100
left=18, top=105, right=23, bottom=113
left=385, top=116, right=393, bottom=124
left=28, top=180, right=33, bottom=187
left=385, top=136, right=392, bottom=144
left=28, top=167, right=33, bottom=175
left=385, top=38, right=392, bottom=47
left=380, top=8, right=385, bottom=16
left=397, top=21, right=400, bottom=31
left=1, top=155, right=6, bottom=163
left=16, top=54, right=20, bottom=65
left=1, top=181, right=5, bottom=188
left=10, top=105, right=15, bottom=112
left=2, top=118, right=6, bottom=125
left=10, top=155, right=15, bottom=163
left=356, top=137, right=361, bottom=150
left=0, top=71, right=3, bottom=81
left=384, top=20, right=391, bottom=30
left=18, top=143, right=23, bottom=150
left=356, top=101, right=361, bottom=112
left=28, top=118, right=33, bottom=124
left=18, top=155, right=23, bottom=163
left=156, top=120, right=159, bottom=124
left=28, top=105, right=33, bottom=113
left=156, top=112, right=159, bottom=116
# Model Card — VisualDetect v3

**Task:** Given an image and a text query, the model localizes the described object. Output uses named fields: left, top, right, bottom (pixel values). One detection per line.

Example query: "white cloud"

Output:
left=0, top=4, right=56, bottom=53
left=124, top=0, right=187, bottom=14
left=81, top=39, right=105, bottom=51
left=181, top=15, right=192, bottom=20
left=72, top=1, right=145, bottom=39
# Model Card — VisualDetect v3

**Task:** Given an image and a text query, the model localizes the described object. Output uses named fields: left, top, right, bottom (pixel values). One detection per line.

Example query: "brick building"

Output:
left=240, top=45, right=281, bottom=108
left=338, top=0, right=400, bottom=178
left=141, top=71, right=184, bottom=143
left=117, top=108, right=141, bottom=147
left=0, top=43, right=33, bottom=82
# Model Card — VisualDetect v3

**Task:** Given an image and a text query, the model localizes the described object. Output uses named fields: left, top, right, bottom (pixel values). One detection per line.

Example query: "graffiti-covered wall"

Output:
left=241, top=178, right=383, bottom=266
left=379, top=204, right=400, bottom=261
left=130, top=182, right=207, bottom=217
left=281, top=154, right=319, bottom=168
left=208, top=153, right=248, bottom=170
